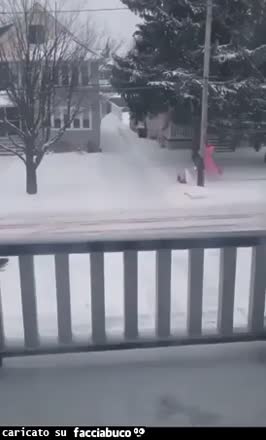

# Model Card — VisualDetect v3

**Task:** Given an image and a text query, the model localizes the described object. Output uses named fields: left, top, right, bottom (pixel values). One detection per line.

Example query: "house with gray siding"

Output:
left=0, top=3, right=101, bottom=155
left=50, top=60, right=101, bottom=153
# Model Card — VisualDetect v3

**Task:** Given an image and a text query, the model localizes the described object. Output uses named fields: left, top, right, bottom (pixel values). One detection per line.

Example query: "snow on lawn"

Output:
left=0, top=153, right=164, bottom=218
left=1, top=114, right=265, bottom=221
left=0, top=116, right=182, bottom=219
left=0, top=247, right=252, bottom=346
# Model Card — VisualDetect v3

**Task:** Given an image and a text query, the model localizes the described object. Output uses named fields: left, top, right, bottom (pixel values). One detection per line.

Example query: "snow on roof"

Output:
left=109, top=96, right=127, bottom=107
left=104, top=93, right=121, bottom=99
left=27, top=39, right=97, bottom=61
left=0, top=4, right=100, bottom=61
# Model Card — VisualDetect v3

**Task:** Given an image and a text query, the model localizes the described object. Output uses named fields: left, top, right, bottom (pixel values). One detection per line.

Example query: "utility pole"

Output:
left=55, top=1, right=57, bottom=30
left=197, top=0, right=213, bottom=187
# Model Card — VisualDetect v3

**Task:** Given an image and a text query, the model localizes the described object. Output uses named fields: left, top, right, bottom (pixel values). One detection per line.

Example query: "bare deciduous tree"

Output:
left=0, top=0, right=99, bottom=194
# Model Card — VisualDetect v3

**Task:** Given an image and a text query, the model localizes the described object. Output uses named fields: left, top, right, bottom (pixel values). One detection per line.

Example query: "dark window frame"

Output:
left=73, top=118, right=81, bottom=129
left=81, top=63, right=89, bottom=86
left=29, top=24, right=46, bottom=45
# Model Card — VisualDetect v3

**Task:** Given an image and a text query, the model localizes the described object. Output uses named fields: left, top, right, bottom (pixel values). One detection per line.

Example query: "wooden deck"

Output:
left=0, top=342, right=266, bottom=426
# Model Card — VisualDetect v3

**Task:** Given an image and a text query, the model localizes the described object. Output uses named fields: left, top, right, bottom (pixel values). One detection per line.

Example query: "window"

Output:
left=62, top=63, right=69, bottom=86
left=44, top=113, right=51, bottom=128
left=53, top=66, right=60, bottom=86
left=0, top=107, right=20, bottom=136
left=7, top=108, right=19, bottom=133
left=54, top=108, right=61, bottom=129
left=10, top=63, right=20, bottom=87
left=63, top=110, right=71, bottom=128
left=73, top=118, right=81, bottom=129
left=52, top=107, right=92, bottom=130
left=54, top=118, right=61, bottom=129
left=0, top=63, right=10, bottom=89
left=0, top=108, right=5, bottom=136
left=99, top=70, right=109, bottom=81
left=55, top=63, right=91, bottom=87
left=81, top=63, right=90, bottom=86
left=29, top=25, right=46, bottom=44
left=71, top=65, right=79, bottom=87
left=83, top=110, right=91, bottom=128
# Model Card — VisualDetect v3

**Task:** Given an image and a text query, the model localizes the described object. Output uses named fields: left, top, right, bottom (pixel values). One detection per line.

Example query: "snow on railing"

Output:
left=0, top=232, right=266, bottom=364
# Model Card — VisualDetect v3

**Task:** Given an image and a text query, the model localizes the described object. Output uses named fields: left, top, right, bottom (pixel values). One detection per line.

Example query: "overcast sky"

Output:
left=64, top=0, right=140, bottom=44
left=0, top=0, right=140, bottom=48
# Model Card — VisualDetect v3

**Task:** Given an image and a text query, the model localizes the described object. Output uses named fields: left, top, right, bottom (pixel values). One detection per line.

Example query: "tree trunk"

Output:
left=26, top=162, right=37, bottom=195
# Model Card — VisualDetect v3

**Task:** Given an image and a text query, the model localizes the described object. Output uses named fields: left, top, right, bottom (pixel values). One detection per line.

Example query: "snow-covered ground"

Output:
left=0, top=114, right=265, bottom=345
left=0, top=114, right=265, bottom=242
left=1, top=113, right=266, bottom=221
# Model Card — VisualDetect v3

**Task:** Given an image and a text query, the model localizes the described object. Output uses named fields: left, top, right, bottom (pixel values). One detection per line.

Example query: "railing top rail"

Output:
left=0, top=230, right=265, bottom=256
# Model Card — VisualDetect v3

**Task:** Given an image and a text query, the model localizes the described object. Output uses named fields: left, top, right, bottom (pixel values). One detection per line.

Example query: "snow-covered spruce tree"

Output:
left=112, top=0, right=266, bottom=150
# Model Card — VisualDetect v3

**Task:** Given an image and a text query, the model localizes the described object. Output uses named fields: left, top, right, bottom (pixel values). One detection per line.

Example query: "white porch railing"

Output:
left=0, top=232, right=266, bottom=364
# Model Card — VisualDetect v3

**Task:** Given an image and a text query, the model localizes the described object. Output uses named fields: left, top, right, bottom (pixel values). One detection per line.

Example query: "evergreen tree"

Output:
left=112, top=0, right=266, bottom=146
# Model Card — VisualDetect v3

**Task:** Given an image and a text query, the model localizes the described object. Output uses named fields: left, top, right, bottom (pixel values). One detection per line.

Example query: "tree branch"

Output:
left=0, top=142, right=26, bottom=164
left=0, top=118, right=26, bottom=140
left=7, top=133, right=25, bottom=150
left=34, top=105, right=83, bottom=169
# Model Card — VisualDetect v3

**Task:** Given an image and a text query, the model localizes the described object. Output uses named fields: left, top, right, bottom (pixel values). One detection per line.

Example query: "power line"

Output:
left=56, top=7, right=129, bottom=13
left=0, top=0, right=226, bottom=16
left=4, top=84, right=174, bottom=92
left=0, top=7, right=129, bottom=15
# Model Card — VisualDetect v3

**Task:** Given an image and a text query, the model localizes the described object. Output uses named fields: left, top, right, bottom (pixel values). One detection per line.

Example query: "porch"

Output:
left=0, top=230, right=266, bottom=425
left=1, top=342, right=266, bottom=426
left=0, top=91, right=23, bottom=156
left=145, top=114, right=266, bottom=153
left=0, top=91, right=101, bottom=155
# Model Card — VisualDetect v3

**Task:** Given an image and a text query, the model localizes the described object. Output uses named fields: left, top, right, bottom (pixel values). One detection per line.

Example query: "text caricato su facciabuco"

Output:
left=0, top=427, right=147, bottom=438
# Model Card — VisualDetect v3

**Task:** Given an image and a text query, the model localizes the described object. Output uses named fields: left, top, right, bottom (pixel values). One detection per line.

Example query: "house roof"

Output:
left=0, top=2, right=100, bottom=60
left=109, top=96, right=127, bottom=107
left=32, top=2, right=100, bottom=59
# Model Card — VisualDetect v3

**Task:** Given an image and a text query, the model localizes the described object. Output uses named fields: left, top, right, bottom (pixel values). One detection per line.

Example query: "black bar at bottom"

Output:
left=0, top=427, right=261, bottom=437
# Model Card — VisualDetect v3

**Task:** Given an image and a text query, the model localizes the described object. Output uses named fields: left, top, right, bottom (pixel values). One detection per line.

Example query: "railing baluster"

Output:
left=55, top=254, right=72, bottom=344
left=187, top=249, right=204, bottom=336
left=218, top=247, right=237, bottom=336
left=248, top=245, right=266, bottom=333
left=19, top=255, right=39, bottom=348
left=124, top=251, right=138, bottom=340
left=156, top=249, right=171, bottom=338
left=90, top=252, right=106, bottom=344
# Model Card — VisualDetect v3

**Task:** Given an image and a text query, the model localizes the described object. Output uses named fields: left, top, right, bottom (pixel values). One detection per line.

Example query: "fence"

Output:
left=0, top=232, right=266, bottom=364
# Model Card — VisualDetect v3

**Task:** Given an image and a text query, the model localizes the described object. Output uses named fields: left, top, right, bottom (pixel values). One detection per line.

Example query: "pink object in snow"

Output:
left=204, top=144, right=222, bottom=175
